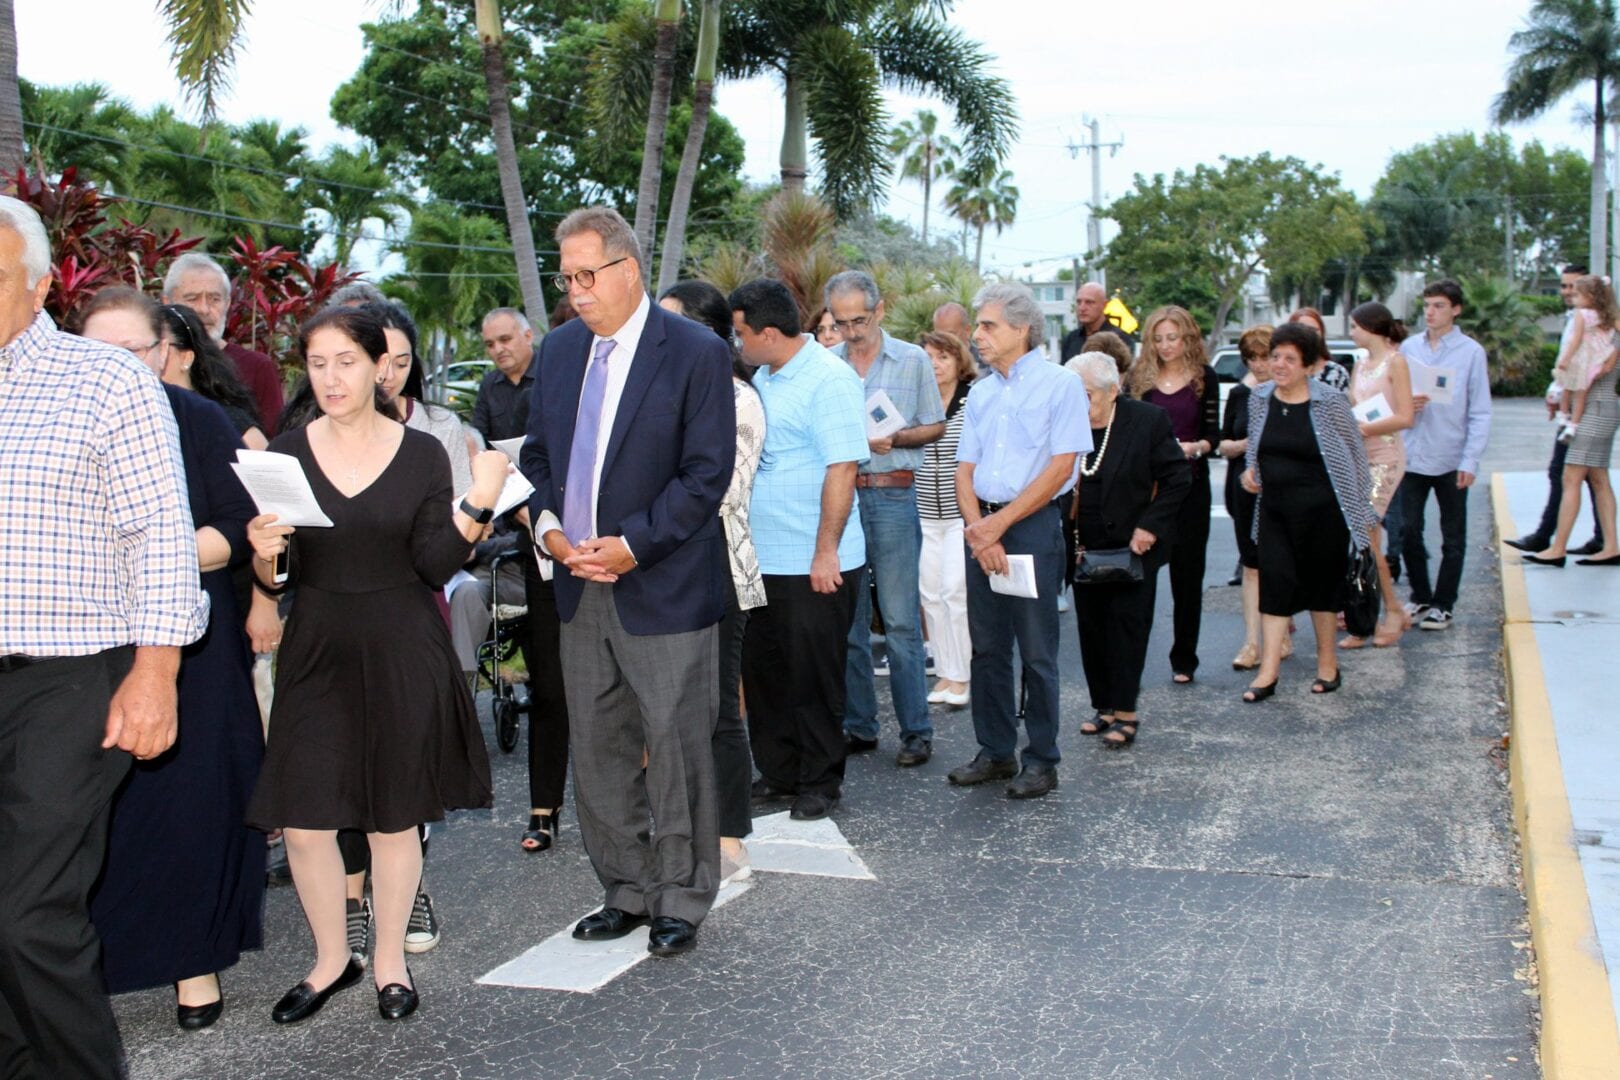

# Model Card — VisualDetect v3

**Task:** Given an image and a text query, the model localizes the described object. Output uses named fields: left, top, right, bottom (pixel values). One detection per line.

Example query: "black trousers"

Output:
left=1400, top=471, right=1468, bottom=612
left=521, top=570, right=571, bottom=812
left=1534, top=434, right=1604, bottom=546
left=743, top=569, right=862, bottom=798
left=1166, top=460, right=1212, bottom=674
left=1074, top=569, right=1159, bottom=714
left=0, top=648, right=134, bottom=1080
left=714, top=575, right=753, bottom=838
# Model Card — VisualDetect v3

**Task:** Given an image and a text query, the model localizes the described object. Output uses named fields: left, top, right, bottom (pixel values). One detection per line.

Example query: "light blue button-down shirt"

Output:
left=751, top=338, right=871, bottom=574
left=956, top=350, right=1092, bottom=503
left=1401, top=327, right=1493, bottom=477
left=832, top=331, right=945, bottom=473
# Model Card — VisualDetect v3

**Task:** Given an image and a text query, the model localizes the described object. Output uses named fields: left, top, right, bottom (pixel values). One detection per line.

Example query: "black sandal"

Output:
left=1101, top=719, right=1138, bottom=747
left=1079, top=711, right=1114, bottom=736
left=1311, top=671, right=1342, bottom=694
left=1242, top=681, right=1278, bottom=703
left=520, top=808, right=560, bottom=853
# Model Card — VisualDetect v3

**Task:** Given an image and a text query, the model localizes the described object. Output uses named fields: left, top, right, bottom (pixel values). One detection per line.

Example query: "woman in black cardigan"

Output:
left=1067, top=353, right=1192, bottom=747
left=1126, top=305, right=1221, bottom=683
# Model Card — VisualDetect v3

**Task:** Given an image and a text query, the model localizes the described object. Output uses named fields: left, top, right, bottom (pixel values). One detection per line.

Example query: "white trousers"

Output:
left=919, top=516, right=972, bottom=683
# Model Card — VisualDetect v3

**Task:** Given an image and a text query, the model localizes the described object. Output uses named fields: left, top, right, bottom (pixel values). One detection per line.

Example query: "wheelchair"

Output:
left=475, top=547, right=531, bottom=754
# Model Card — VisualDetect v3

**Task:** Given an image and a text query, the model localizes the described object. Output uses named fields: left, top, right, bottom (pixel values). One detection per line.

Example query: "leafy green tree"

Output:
left=157, top=0, right=251, bottom=121
left=1459, top=273, right=1547, bottom=390
left=386, top=201, right=520, bottom=368
left=18, top=80, right=136, bottom=184
left=1493, top=0, right=1620, bottom=270
left=944, top=163, right=1017, bottom=271
left=305, top=145, right=411, bottom=269
left=888, top=109, right=958, bottom=244
left=1102, top=153, right=1367, bottom=348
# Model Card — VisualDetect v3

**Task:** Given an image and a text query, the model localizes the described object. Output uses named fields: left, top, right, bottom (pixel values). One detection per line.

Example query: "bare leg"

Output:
left=345, top=872, right=365, bottom=903
left=1241, top=568, right=1261, bottom=653
left=368, top=828, right=423, bottom=991
left=175, top=972, right=220, bottom=1007
left=1368, top=523, right=1406, bottom=644
left=1587, top=469, right=1620, bottom=558
left=1246, top=614, right=1289, bottom=696
left=1310, top=610, right=1339, bottom=682
left=283, top=828, right=351, bottom=988
left=1538, top=464, right=1590, bottom=558
left=1571, top=386, right=1589, bottom=427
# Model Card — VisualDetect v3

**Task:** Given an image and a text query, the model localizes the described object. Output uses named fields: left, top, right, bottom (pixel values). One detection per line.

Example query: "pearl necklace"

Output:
left=1080, top=406, right=1116, bottom=478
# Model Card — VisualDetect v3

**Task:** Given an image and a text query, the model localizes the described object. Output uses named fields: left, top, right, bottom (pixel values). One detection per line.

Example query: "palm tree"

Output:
left=0, top=0, right=24, bottom=176
left=1493, top=0, right=1620, bottom=271
left=657, top=0, right=721, bottom=292
left=158, top=0, right=250, bottom=122
left=888, top=109, right=958, bottom=244
left=18, top=81, right=137, bottom=184
left=944, top=165, right=1018, bottom=271
left=474, top=0, right=546, bottom=325
left=306, top=145, right=412, bottom=269
left=718, top=0, right=1017, bottom=218
left=630, top=0, right=683, bottom=260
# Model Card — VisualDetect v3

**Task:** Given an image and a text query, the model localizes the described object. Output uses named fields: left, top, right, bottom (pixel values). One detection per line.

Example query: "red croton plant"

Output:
left=6, top=168, right=362, bottom=368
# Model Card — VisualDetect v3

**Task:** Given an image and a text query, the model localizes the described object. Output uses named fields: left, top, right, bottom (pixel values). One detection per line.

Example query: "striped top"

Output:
left=1245, top=377, right=1377, bottom=550
left=918, top=383, right=969, bottom=520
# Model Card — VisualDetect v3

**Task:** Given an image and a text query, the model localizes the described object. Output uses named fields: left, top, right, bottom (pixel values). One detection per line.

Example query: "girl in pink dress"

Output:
left=1554, top=275, right=1620, bottom=442
left=1342, top=301, right=1415, bottom=649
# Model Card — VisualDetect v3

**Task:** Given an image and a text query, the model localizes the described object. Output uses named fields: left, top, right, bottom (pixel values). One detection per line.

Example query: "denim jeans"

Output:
left=844, top=486, right=931, bottom=742
left=1399, top=471, right=1468, bottom=612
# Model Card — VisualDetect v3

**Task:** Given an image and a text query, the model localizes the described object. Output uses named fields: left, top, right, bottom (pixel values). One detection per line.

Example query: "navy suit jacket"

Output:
left=519, top=302, right=735, bottom=634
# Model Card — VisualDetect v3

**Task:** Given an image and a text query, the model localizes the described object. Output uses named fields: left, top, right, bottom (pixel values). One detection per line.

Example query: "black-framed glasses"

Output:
left=552, top=257, right=629, bottom=294
left=832, top=314, right=873, bottom=331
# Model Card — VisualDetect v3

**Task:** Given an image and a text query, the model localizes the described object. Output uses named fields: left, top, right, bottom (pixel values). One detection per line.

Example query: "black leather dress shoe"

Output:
left=946, top=753, right=1018, bottom=786
left=1006, top=765, right=1058, bottom=799
left=647, top=916, right=698, bottom=957
left=271, top=959, right=364, bottom=1024
left=895, top=734, right=932, bottom=767
left=844, top=733, right=879, bottom=754
left=572, top=907, right=650, bottom=940
left=1504, top=535, right=1548, bottom=552
left=790, top=792, right=838, bottom=820
left=1572, top=538, right=1605, bottom=556
left=377, top=975, right=418, bottom=1020
left=176, top=997, right=223, bottom=1031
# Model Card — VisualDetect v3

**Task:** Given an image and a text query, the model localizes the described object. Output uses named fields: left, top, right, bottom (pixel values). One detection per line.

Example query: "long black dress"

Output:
left=1221, top=382, right=1259, bottom=569
left=245, top=425, right=492, bottom=833
left=1256, top=395, right=1349, bottom=616
left=92, top=385, right=266, bottom=993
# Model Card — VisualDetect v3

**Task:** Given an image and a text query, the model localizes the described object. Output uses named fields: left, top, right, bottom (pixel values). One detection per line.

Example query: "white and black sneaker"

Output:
left=404, top=891, right=441, bottom=954
left=1402, top=601, right=1430, bottom=622
left=346, top=896, right=372, bottom=968
left=1420, top=608, right=1453, bottom=631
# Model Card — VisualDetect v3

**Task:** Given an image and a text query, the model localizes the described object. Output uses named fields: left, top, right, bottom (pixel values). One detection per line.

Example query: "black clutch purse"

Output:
left=1073, top=547, right=1144, bottom=585
left=1342, top=541, right=1381, bottom=638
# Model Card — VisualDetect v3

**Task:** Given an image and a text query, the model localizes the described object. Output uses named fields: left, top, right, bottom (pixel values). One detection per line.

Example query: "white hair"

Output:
left=974, top=282, right=1044, bottom=350
left=1066, top=351, right=1120, bottom=391
left=163, top=251, right=231, bottom=300
left=0, top=196, right=52, bottom=289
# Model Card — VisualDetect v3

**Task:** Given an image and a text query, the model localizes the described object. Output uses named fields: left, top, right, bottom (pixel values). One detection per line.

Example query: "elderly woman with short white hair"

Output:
left=1063, top=353, right=1192, bottom=747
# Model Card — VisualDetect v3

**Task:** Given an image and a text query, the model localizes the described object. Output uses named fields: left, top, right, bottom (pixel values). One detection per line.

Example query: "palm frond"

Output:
left=795, top=25, right=890, bottom=216
left=158, top=0, right=253, bottom=121
left=870, top=14, right=1018, bottom=176
left=586, top=5, right=660, bottom=153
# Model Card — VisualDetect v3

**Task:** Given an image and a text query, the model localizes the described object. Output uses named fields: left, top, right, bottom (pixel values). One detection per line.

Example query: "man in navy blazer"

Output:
left=519, top=207, right=734, bottom=957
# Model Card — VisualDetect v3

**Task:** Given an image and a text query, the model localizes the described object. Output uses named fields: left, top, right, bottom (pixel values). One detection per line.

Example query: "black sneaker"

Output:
left=1419, top=608, right=1453, bottom=631
left=895, top=734, right=932, bottom=767
left=404, top=891, right=440, bottom=954
left=346, top=897, right=372, bottom=968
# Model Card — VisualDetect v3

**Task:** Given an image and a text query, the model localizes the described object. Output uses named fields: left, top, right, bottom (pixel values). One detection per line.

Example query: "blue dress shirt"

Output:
left=956, top=350, right=1092, bottom=503
left=1400, top=328, right=1493, bottom=477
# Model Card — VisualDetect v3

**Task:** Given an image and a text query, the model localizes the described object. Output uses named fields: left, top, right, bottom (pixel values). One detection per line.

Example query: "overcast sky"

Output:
left=15, top=0, right=1596, bottom=277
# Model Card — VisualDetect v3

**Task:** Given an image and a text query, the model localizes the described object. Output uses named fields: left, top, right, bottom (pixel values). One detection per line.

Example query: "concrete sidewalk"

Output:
left=1494, top=469, right=1620, bottom=1079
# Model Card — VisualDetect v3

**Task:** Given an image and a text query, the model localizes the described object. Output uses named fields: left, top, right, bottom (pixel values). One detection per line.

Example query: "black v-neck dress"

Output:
left=245, top=426, right=492, bottom=833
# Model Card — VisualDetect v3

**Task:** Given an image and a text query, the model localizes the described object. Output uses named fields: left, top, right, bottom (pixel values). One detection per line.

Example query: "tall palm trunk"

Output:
left=657, top=0, right=719, bottom=292
left=920, top=144, right=931, bottom=244
left=0, top=0, right=23, bottom=177
left=974, top=220, right=984, bottom=271
left=780, top=73, right=807, bottom=195
left=634, top=0, right=682, bottom=263
left=1594, top=78, right=1609, bottom=273
left=476, top=0, right=546, bottom=327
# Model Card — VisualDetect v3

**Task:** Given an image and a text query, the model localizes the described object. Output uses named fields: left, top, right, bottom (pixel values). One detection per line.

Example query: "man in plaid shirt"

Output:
left=0, top=196, right=207, bottom=1079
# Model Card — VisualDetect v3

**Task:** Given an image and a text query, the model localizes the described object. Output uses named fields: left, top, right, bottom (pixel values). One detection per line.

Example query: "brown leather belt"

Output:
left=855, top=470, right=914, bottom=489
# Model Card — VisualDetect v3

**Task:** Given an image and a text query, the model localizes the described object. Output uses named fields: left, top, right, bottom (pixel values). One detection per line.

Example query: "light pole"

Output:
left=1065, top=117, right=1123, bottom=289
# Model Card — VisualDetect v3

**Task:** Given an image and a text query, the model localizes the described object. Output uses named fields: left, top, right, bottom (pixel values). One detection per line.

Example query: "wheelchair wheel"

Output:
left=494, top=695, right=521, bottom=754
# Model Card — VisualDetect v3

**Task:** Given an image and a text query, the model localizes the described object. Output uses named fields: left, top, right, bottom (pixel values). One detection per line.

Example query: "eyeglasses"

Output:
left=552, top=257, right=629, bottom=294
left=831, top=314, right=873, bottom=331
left=127, top=340, right=162, bottom=359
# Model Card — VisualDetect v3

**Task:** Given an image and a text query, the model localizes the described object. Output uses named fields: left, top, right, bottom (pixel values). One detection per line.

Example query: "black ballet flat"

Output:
left=271, top=958, right=364, bottom=1024
left=1521, top=553, right=1567, bottom=567
left=1311, top=671, right=1342, bottom=694
left=176, top=996, right=223, bottom=1031
left=377, top=971, right=418, bottom=1020
left=1576, top=554, right=1620, bottom=566
left=1242, top=681, right=1278, bottom=703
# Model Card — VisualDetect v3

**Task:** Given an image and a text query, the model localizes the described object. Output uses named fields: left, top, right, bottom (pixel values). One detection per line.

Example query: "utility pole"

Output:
left=1611, top=116, right=1620, bottom=286
left=1065, top=117, right=1124, bottom=289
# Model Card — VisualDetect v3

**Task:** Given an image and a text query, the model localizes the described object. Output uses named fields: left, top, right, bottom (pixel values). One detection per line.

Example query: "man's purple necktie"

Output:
left=562, top=338, right=615, bottom=544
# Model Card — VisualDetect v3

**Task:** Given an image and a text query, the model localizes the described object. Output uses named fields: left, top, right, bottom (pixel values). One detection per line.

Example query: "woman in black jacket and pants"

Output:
left=1067, top=353, right=1192, bottom=747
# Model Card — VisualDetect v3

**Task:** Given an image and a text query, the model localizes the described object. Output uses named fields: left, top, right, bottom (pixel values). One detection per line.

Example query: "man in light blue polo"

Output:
left=948, top=283, right=1089, bottom=800
left=826, top=270, right=946, bottom=768
left=731, top=278, right=869, bottom=822
left=1397, top=278, right=1492, bottom=631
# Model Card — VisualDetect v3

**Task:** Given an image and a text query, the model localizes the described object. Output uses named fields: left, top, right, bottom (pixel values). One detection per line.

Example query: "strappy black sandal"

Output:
left=1242, top=681, right=1278, bottom=703
left=1079, top=711, right=1114, bottom=736
left=1311, top=671, right=1342, bottom=694
left=1101, top=718, right=1138, bottom=748
left=520, top=808, right=560, bottom=853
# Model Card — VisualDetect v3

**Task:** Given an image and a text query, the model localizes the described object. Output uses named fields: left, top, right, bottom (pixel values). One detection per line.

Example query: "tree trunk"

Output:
left=0, top=0, right=23, bottom=178
left=920, top=144, right=931, bottom=245
left=1593, top=78, right=1609, bottom=274
left=974, top=221, right=985, bottom=270
left=634, top=0, right=682, bottom=263
left=656, top=0, right=718, bottom=293
left=476, top=0, right=547, bottom=329
left=780, top=73, right=808, bottom=195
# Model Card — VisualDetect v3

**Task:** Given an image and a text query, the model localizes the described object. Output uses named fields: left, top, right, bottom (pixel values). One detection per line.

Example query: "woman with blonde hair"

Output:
left=1128, top=306, right=1221, bottom=683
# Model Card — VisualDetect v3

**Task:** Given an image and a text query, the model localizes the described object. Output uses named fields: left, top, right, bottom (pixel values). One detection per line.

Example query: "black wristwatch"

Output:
left=459, top=497, right=495, bottom=524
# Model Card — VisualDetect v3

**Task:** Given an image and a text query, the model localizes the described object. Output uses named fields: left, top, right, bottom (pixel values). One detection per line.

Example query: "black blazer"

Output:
left=1074, top=398, right=1192, bottom=570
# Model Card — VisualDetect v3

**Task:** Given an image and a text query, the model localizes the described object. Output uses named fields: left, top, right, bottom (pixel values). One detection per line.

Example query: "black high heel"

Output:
left=176, top=979, right=223, bottom=1030
left=520, top=807, right=560, bottom=853
left=1242, top=681, right=1278, bottom=703
left=1311, top=671, right=1342, bottom=694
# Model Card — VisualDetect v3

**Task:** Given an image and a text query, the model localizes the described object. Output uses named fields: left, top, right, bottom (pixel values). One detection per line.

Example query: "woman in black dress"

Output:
left=1218, top=325, right=1272, bottom=670
left=245, top=306, right=505, bottom=1023
left=1066, top=353, right=1190, bottom=747
left=80, top=287, right=265, bottom=1031
left=1240, top=322, right=1375, bottom=702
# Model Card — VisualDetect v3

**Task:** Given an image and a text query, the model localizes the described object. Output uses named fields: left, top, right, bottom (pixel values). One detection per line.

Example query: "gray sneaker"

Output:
left=404, top=891, right=441, bottom=954
left=346, top=897, right=371, bottom=968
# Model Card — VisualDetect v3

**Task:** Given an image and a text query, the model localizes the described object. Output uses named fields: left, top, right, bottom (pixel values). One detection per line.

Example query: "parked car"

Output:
left=1211, top=339, right=1366, bottom=412
left=425, top=358, right=494, bottom=415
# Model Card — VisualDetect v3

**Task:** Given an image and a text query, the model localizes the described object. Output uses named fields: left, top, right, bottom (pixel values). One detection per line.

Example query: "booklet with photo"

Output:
left=1351, top=392, right=1393, bottom=425
left=865, top=390, right=908, bottom=440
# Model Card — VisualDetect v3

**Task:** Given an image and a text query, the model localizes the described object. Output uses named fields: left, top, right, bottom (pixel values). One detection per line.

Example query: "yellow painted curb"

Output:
left=1493, top=473, right=1620, bottom=1079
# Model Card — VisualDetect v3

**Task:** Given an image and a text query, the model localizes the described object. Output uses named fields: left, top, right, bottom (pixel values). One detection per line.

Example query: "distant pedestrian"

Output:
left=1550, top=274, right=1618, bottom=443
left=164, top=251, right=286, bottom=436
left=1287, top=306, right=1350, bottom=393
left=947, top=283, right=1089, bottom=800
left=932, top=300, right=987, bottom=374
left=1218, top=325, right=1272, bottom=670
left=1060, top=281, right=1137, bottom=360
left=811, top=306, right=843, bottom=350
left=1525, top=317, right=1620, bottom=568
left=917, top=330, right=976, bottom=709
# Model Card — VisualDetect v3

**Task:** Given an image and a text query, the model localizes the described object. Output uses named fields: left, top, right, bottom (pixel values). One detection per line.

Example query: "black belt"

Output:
left=0, top=654, right=40, bottom=674
left=977, top=498, right=1061, bottom=516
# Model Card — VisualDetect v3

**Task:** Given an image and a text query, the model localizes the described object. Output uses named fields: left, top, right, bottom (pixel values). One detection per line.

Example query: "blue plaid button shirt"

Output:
left=0, top=311, right=208, bottom=656
left=831, top=331, right=945, bottom=473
